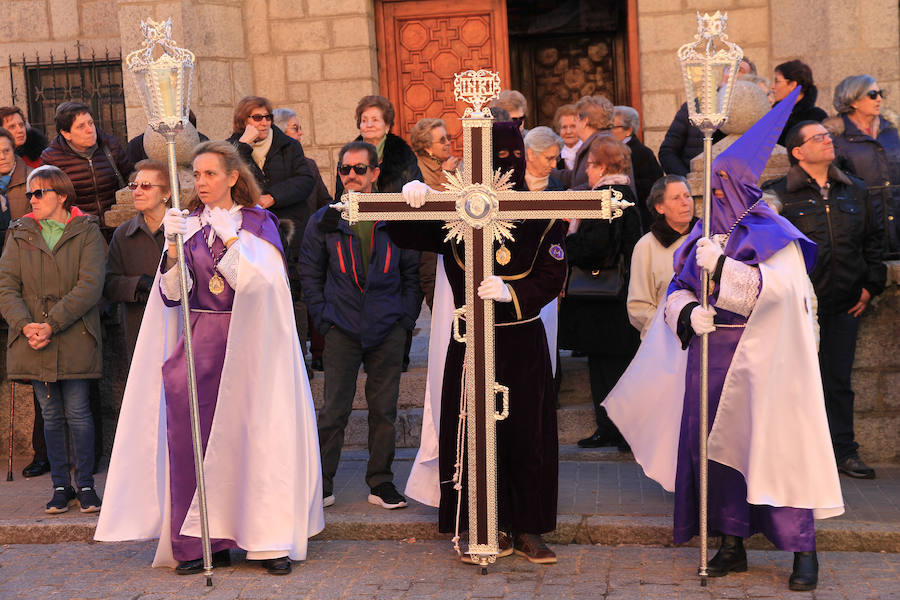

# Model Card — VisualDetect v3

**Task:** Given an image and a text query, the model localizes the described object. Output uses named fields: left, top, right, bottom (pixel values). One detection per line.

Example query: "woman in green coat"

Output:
left=0, top=165, right=105, bottom=514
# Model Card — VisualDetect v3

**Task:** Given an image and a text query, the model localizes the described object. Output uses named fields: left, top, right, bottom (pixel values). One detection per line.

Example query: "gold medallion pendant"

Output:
left=495, top=245, right=511, bottom=266
left=208, top=273, right=225, bottom=295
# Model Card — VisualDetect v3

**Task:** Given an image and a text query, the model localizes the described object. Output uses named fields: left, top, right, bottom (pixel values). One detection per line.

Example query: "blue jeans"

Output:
left=32, top=380, right=95, bottom=489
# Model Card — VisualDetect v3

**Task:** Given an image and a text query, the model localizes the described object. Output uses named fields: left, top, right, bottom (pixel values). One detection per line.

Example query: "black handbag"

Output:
left=565, top=254, right=627, bottom=299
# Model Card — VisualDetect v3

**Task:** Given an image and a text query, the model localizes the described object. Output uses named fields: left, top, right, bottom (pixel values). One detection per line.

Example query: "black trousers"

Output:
left=587, top=353, right=632, bottom=434
left=318, top=324, right=405, bottom=496
left=819, top=310, right=861, bottom=461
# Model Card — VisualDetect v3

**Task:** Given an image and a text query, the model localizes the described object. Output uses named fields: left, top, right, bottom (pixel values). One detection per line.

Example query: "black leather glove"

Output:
left=134, top=274, right=154, bottom=304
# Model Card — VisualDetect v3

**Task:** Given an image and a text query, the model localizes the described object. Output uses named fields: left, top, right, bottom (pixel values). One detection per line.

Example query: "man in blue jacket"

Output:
left=300, top=140, right=422, bottom=510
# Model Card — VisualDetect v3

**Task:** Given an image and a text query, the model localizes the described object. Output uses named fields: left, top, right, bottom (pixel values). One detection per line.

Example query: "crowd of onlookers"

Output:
left=0, top=55, right=895, bottom=514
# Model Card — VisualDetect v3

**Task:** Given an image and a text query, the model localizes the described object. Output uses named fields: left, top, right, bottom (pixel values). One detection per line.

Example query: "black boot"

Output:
left=788, top=551, right=818, bottom=591
left=706, top=535, right=747, bottom=577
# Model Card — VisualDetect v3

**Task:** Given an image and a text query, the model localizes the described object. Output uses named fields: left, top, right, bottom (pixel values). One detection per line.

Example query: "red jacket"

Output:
left=40, top=130, right=132, bottom=227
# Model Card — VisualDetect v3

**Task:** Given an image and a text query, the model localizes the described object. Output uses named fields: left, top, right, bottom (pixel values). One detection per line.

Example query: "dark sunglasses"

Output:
left=511, top=116, right=525, bottom=126
left=337, top=163, right=374, bottom=176
left=25, top=188, right=55, bottom=201
left=128, top=181, right=166, bottom=191
left=865, top=89, right=885, bottom=100
left=249, top=113, right=274, bottom=122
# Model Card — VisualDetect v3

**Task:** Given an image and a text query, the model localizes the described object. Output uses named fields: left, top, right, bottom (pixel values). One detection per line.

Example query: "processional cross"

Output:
left=338, top=70, right=632, bottom=570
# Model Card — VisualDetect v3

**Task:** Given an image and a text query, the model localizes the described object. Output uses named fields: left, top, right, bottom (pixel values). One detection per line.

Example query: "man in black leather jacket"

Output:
left=763, top=121, right=886, bottom=479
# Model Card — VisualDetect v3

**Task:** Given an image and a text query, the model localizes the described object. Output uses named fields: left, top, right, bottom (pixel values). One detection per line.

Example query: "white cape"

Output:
left=95, top=224, right=325, bottom=565
left=404, top=256, right=557, bottom=506
left=604, top=242, right=843, bottom=519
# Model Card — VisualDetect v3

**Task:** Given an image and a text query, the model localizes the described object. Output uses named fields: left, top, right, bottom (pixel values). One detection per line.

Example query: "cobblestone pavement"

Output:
left=1, top=540, right=898, bottom=600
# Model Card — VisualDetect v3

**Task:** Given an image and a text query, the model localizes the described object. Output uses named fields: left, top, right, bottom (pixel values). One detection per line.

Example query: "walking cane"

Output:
left=126, top=20, right=213, bottom=587
left=6, top=382, right=14, bottom=481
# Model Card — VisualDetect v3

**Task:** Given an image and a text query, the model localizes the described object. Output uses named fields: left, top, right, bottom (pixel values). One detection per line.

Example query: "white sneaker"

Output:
left=323, top=494, right=335, bottom=507
left=367, top=482, right=407, bottom=509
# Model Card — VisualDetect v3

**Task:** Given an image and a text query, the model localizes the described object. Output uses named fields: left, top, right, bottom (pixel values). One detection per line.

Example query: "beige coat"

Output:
left=5, top=155, right=32, bottom=220
left=0, top=212, right=106, bottom=381
left=627, top=230, right=688, bottom=339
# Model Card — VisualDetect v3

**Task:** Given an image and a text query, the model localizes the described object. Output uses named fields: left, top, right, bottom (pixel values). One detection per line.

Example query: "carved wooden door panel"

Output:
left=375, top=0, right=511, bottom=154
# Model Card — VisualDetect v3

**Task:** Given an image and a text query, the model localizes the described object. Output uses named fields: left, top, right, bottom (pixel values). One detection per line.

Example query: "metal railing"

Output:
left=8, top=42, right=127, bottom=147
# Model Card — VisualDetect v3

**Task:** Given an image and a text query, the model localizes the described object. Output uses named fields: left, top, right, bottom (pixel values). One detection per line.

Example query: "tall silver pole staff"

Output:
left=676, top=11, right=742, bottom=587
left=125, top=19, right=214, bottom=587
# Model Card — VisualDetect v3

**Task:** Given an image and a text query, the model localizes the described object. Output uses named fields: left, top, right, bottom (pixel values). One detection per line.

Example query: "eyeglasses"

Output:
left=337, top=163, right=374, bottom=176
left=801, top=132, right=833, bottom=145
left=249, top=113, right=274, bottom=122
left=25, top=188, right=55, bottom=200
left=511, top=116, right=525, bottom=127
left=434, top=134, right=452, bottom=144
left=128, top=181, right=166, bottom=191
left=865, top=89, right=885, bottom=100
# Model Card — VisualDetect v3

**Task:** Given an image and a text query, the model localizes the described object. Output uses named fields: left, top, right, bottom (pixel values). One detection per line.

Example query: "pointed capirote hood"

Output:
left=670, top=86, right=818, bottom=297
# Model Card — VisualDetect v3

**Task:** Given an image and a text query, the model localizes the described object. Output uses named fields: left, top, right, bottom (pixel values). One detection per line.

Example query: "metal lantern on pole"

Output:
left=125, top=19, right=214, bottom=587
left=676, top=11, right=742, bottom=587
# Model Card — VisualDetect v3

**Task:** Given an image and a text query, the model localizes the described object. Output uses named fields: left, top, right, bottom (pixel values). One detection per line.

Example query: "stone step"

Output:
left=326, top=403, right=598, bottom=450
left=309, top=353, right=592, bottom=412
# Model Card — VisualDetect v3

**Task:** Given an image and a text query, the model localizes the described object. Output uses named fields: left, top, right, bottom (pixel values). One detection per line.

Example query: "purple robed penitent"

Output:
left=668, top=88, right=821, bottom=551
left=160, top=207, right=282, bottom=562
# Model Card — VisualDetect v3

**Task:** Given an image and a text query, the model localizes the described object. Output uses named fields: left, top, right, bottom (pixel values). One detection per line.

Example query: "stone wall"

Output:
left=635, top=0, right=900, bottom=156
left=0, top=0, right=122, bottom=116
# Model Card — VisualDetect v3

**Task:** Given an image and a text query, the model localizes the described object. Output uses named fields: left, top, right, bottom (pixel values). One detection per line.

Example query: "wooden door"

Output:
left=375, top=0, right=511, bottom=153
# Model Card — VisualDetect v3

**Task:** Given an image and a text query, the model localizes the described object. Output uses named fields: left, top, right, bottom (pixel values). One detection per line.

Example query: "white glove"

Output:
left=207, top=207, right=238, bottom=243
left=695, top=237, right=724, bottom=272
left=477, top=276, right=512, bottom=302
left=402, top=180, right=431, bottom=208
left=163, top=208, right=189, bottom=243
left=690, top=305, right=716, bottom=336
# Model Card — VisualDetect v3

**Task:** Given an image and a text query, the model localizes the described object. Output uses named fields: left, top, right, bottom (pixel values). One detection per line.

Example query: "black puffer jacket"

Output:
left=657, top=102, right=725, bottom=176
left=825, top=114, right=900, bottom=258
left=762, top=164, right=886, bottom=315
left=333, top=132, right=422, bottom=199
left=40, top=131, right=132, bottom=227
left=776, top=85, right=828, bottom=146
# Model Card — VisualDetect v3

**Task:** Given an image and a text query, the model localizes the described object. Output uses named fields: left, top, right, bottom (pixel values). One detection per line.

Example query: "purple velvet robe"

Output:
left=159, top=207, right=283, bottom=562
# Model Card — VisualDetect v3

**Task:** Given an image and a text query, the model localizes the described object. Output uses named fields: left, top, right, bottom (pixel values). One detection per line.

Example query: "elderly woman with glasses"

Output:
left=409, top=117, right=460, bottom=190
left=228, top=96, right=316, bottom=350
left=104, top=159, right=170, bottom=359
left=770, top=61, right=827, bottom=146
left=523, top=126, right=564, bottom=192
left=0, top=165, right=106, bottom=514
left=825, top=75, right=900, bottom=256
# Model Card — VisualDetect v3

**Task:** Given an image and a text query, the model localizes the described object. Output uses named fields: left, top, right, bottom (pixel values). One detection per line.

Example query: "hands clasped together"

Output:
left=23, top=322, right=52, bottom=350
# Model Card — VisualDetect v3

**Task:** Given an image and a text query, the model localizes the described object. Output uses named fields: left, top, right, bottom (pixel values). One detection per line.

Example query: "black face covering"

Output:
left=492, top=121, right=526, bottom=191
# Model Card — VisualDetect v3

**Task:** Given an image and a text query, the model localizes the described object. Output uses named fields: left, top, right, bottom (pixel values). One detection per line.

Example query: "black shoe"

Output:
left=22, top=459, right=50, bottom=478
left=706, top=535, right=747, bottom=577
left=175, top=550, right=232, bottom=575
left=76, top=486, right=102, bottom=513
left=311, top=357, right=324, bottom=372
left=788, top=551, right=818, bottom=591
left=367, top=482, right=407, bottom=509
left=401, top=359, right=410, bottom=373
left=262, top=556, right=292, bottom=575
left=837, top=455, right=876, bottom=479
left=577, top=428, right=614, bottom=448
left=45, top=485, right=76, bottom=514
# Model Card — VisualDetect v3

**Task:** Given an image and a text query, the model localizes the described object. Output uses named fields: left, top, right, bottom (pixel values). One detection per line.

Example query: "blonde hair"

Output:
left=187, top=141, right=261, bottom=211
